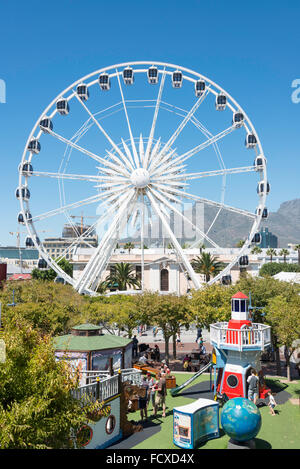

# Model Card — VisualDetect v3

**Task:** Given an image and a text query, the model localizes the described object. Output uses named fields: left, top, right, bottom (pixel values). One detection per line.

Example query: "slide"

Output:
left=170, top=362, right=212, bottom=397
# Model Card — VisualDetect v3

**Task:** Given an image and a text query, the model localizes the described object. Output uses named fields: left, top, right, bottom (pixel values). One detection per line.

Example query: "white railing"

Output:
left=71, top=368, right=142, bottom=403
left=210, top=322, right=271, bottom=351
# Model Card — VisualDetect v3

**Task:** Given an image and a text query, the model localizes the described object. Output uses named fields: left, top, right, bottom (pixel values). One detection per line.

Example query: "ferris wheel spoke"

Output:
left=147, top=190, right=201, bottom=290
left=144, top=69, right=166, bottom=168
left=32, top=185, right=128, bottom=223
left=116, top=70, right=140, bottom=168
left=121, top=139, right=136, bottom=169
left=73, top=90, right=130, bottom=170
left=150, top=88, right=211, bottom=171
left=48, top=129, right=130, bottom=178
left=152, top=184, right=256, bottom=219
left=152, top=125, right=236, bottom=177
left=31, top=170, right=102, bottom=183
left=75, top=189, right=135, bottom=293
left=153, top=165, right=256, bottom=182
left=56, top=193, right=128, bottom=263
left=149, top=187, right=219, bottom=249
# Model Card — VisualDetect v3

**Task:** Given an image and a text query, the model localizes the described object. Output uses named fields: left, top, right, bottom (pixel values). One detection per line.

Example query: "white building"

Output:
left=70, top=247, right=300, bottom=294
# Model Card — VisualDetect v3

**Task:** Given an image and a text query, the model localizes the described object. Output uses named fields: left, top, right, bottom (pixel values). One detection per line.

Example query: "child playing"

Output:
left=268, top=391, right=277, bottom=416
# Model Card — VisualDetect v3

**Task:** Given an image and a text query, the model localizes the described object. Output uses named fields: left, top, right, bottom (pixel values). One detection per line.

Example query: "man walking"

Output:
left=247, top=369, right=259, bottom=405
left=153, top=372, right=167, bottom=418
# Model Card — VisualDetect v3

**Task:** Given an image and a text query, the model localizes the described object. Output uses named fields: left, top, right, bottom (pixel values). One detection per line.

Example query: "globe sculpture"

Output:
left=221, top=397, right=262, bottom=443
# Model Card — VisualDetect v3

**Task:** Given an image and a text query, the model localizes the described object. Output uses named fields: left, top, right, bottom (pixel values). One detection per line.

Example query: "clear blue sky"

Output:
left=1, top=0, right=300, bottom=246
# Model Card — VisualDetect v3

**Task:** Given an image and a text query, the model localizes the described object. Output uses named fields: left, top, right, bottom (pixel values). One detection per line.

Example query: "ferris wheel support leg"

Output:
left=147, top=191, right=202, bottom=290
left=75, top=190, right=135, bottom=294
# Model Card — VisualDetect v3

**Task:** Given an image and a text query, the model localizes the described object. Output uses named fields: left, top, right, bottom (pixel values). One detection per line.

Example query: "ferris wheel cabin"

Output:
left=147, top=66, right=159, bottom=84
left=38, top=258, right=48, bottom=269
left=257, top=181, right=270, bottom=195
left=195, top=79, right=206, bottom=97
left=56, top=98, right=70, bottom=115
left=254, top=156, right=266, bottom=171
left=16, top=186, right=30, bottom=201
left=215, top=93, right=227, bottom=110
left=76, top=83, right=89, bottom=101
left=123, top=67, right=134, bottom=85
left=245, top=133, right=257, bottom=149
left=98, top=73, right=111, bottom=90
left=39, top=117, right=53, bottom=133
left=252, top=233, right=261, bottom=244
left=20, top=162, right=33, bottom=176
left=172, top=70, right=183, bottom=88
left=232, top=112, right=244, bottom=128
left=27, top=138, right=41, bottom=154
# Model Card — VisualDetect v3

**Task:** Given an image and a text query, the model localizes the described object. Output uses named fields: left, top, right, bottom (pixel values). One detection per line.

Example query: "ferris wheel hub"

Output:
left=130, top=168, right=150, bottom=189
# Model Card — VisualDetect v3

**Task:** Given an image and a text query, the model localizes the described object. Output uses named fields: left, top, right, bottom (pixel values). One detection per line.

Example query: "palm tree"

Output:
left=124, top=242, right=135, bottom=254
left=266, top=248, right=277, bottom=262
left=279, top=248, right=290, bottom=263
left=105, top=263, right=141, bottom=291
left=251, top=246, right=262, bottom=255
left=192, top=252, right=225, bottom=282
left=236, top=240, right=245, bottom=248
left=294, top=244, right=300, bottom=265
left=198, top=242, right=206, bottom=254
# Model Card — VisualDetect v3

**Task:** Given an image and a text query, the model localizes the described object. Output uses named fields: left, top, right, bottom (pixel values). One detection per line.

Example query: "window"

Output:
left=105, top=415, right=116, bottom=435
left=226, top=374, right=238, bottom=388
left=160, top=269, right=169, bottom=291
left=136, top=265, right=141, bottom=281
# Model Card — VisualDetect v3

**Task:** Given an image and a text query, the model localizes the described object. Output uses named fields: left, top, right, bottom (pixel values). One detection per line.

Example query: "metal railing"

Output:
left=71, top=368, right=142, bottom=403
left=210, top=322, right=271, bottom=351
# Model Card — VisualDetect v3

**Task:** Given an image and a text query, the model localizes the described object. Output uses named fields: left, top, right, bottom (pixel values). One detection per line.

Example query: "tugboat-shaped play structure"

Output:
left=210, top=292, right=271, bottom=400
left=171, top=291, right=271, bottom=400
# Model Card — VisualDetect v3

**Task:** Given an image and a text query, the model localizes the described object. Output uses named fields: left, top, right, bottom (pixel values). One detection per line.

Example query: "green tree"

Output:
left=251, top=246, right=262, bottom=255
left=236, top=239, right=246, bottom=248
left=279, top=248, right=290, bottom=262
left=259, top=262, right=300, bottom=277
left=266, top=248, right=277, bottom=262
left=32, top=258, right=73, bottom=281
left=192, top=252, right=225, bottom=282
left=294, top=244, right=300, bottom=265
left=198, top=243, right=206, bottom=254
left=0, top=317, right=95, bottom=448
left=137, top=293, right=191, bottom=362
left=0, top=280, right=84, bottom=335
left=266, top=295, right=300, bottom=381
left=105, top=263, right=140, bottom=291
left=236, top=275, right=300, bottom=375
left=84, top=296, right=139, bottom=338
left=190, top=284, right=233, bottom=328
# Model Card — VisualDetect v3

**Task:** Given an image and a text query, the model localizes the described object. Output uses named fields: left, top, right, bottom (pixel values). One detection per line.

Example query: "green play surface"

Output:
left=126, top=373, right=300, bottom=450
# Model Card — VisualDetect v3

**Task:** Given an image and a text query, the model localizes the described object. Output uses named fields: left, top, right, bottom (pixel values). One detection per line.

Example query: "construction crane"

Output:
left=69, top=212, right=98, bottom=236
left=9, top=230, right=50, bottom=272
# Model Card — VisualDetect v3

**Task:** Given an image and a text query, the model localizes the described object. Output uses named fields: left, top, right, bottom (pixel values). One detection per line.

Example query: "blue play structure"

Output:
left=173, top=398, right=219, bottom=449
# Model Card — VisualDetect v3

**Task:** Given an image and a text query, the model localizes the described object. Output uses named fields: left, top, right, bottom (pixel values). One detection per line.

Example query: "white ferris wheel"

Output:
left=17, top=61, right=269, bottom=296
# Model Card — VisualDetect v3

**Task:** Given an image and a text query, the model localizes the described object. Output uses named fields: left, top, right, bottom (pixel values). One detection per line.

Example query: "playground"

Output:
left=108, top=371, right=300, bottom=450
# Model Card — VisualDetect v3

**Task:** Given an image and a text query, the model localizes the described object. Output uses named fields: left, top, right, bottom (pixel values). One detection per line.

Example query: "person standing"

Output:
left=153, top=372, right=167, bottom=418
left=132, top=335, right=138, bottom=358
left=267, top=391, right=277, bottom=416
left=146, top=373, right=156, bottom=410
left=139, top=376, right=149, bottom=421
left=247, top=369, right=259, bottom=405
left=196, top=327, right=202, bottom=343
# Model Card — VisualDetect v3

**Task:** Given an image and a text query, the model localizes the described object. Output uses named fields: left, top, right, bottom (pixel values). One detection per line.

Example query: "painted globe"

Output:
left=221, top=397, right=262, bottom=442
